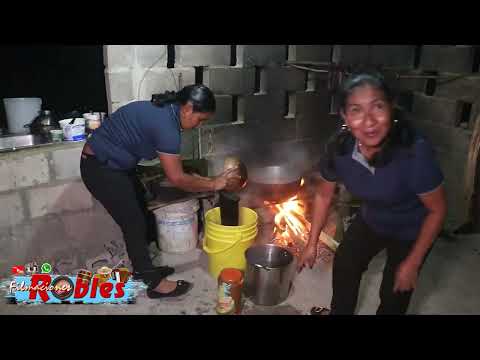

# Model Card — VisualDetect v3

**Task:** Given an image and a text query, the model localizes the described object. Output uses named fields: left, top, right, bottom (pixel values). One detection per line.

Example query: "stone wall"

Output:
left=0, top=142, right=122, bottom=276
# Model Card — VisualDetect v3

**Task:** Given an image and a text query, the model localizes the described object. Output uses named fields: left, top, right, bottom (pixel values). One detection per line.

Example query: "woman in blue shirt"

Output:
left=298, top=70, right=447, bottom=314
left=80, top=85, right=238, bottom=299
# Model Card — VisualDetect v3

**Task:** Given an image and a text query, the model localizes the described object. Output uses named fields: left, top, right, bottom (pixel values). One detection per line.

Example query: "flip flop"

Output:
left=146, top=280, right=193, bottom=299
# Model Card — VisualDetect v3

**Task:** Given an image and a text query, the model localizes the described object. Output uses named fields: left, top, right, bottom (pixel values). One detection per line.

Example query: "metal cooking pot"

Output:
left=25, top=110, right=59, bottom=136
left=248, top=163, right=303, bottom=203
left=244, top=244, right=297, bottom=306
left=223, top=156, right=248, bottom=192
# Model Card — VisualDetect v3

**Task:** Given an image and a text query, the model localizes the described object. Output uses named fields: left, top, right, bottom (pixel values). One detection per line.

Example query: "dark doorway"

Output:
left=0, top=45, right=107, bottom=130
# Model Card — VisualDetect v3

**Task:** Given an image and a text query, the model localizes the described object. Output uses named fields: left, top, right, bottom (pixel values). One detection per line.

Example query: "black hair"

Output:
left=325, top=68, right=416, bottom=170
left=151, top=84, right=216, bottom=113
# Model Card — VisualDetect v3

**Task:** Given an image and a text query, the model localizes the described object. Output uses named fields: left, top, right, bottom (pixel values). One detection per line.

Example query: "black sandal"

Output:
left=146, top=280, right=193, bottom=299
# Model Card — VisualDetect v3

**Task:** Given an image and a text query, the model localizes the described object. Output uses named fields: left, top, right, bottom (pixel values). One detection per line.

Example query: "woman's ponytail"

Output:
left=151, top=85, right=216, bottom=113
left=151, top=91, right=178, bottom=107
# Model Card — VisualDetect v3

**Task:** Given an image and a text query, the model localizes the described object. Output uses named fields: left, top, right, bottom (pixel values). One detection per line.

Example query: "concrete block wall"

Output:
left=401, top=45, right=478, bottom=230
left=103, top=45, right=342, bottom=163
left=103, top=45, right=478, bottom=230
left=0, top=144, right=122, bottom=275
left=326, top=44, right=477, bottom=230
left=419, top=45, right=474, bottom=74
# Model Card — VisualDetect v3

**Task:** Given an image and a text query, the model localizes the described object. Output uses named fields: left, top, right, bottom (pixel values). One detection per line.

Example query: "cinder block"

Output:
left=435, top=75, right=480, bottom=103
left=443, top=150, right=469, bottom=183
left=25, top=216, right=71, bottom=260
left=370, top=45, right=415, bottom=68
left=420, top=45, right=474, bottom=73
left=103, top=45, right=135, bottom=70
left=203, top=66, right=255, bottom=95
left=295, top=90, right=331, bottom=119
left=442, top=170, right=469, bottom=227
left=181, top=128, right=198, bottom=160
left=263, top=117, right=297, bottom=142
left=110, top=101, right=132, bottom=115
left=208, top=95, right=233, bottom=125
left=382, top=69, right=427, bottom=94
left=0, top=159, right=14, bottom=192
left=0, top=223, right=31, bottom=268
left=175, top=45, right=230, bottom=66
left=52, top=147, right=83, bottom=181
left=295, top=91, right=337, bottom=140
left=412, top=92, right=462, bottom=127
left=413, top=118, right=471, bottom=155
left=238, top=92, right=297, bottom=144
left=135, top=45, right=168, bottom=68
left=13, top=153, right=50, bottom=189
left=137, top=67, right=195, bottom=101
left=264, top=66, right=306, bottom=92
left=236, top=45, right=287, bottom=66
left=297, top=114, right=340, bottom=144
left=238, top=92, right=286, bottom=125
left=0, top=193, right=24, bottom=228
left=105, top=70, right=134, bottom=103
left=307, top=72, right=329, bottom=92
left=337, top=45, right=370, bottom=65
left=27, top=182, right=93, bottom=218
left=199, top=124, right=250, bottom=158
left=59, top=210, right=116, bottom=256
left=288, top=45, right=332, bottom=62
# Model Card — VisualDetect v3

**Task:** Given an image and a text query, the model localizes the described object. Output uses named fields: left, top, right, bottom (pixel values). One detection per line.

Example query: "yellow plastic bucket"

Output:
left=203, top=207, right=258, bottom=279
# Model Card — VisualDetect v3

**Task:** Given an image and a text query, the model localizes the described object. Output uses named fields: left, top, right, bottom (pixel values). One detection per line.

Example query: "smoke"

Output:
left=204, top=123, right=318, bottom=176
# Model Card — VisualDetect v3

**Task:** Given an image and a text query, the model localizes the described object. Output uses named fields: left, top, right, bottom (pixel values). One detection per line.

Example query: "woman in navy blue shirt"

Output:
left=81, top=85, right=238, bottom=299
left=298, top=70, right=447, bottom=314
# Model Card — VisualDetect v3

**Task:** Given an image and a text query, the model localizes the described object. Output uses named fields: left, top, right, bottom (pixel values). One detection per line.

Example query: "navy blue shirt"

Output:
left=318, top=134, right=444, bottom=242
left=88, top=101, right=181, bottom=170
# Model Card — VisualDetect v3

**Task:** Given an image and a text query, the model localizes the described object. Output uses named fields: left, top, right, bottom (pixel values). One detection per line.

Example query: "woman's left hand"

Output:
left=393, top=260, right=420, bottom=293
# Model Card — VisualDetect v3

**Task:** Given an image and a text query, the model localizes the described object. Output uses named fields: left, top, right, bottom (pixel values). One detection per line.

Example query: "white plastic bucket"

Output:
left=59, top=118, right=86, bottom=141
left=153, top=199, right=200, bottom=254
left=3, top=97, right=42, bottom=134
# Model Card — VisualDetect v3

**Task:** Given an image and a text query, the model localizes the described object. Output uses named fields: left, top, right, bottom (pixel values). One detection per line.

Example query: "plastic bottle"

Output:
left=216, top=268, right=243, bottom=315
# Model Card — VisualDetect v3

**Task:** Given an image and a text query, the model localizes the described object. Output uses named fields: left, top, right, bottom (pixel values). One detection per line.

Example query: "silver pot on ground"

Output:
left=244, top=244, right=297, bottom=306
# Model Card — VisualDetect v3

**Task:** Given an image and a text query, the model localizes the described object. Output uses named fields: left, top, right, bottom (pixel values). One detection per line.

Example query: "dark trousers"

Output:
left=330, top=216, right=428, bottom=315
left=80, top=154, right=157, bottom=274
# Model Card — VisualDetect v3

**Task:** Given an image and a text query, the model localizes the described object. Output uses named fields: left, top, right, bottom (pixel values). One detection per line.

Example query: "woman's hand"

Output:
left=213, top=168, right=241, bottom=191
left=393, top=259, right=420, bottom=293
left=297, top=243, right=317, bottom=273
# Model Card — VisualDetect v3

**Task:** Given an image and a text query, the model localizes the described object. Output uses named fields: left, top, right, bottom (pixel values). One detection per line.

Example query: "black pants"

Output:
left=330, top=216, right=429, bottom=315
left=80, top=154, right=157, bottom=274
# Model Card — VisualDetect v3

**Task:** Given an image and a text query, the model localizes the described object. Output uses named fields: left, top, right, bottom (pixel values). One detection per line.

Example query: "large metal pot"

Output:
left=248, top=163, right=303, bottom=203
left=244, top=244, right=297, bottom=306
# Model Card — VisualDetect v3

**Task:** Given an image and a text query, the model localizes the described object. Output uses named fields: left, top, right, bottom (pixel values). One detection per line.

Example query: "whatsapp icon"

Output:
left=41, top=262, right=52, bottom=274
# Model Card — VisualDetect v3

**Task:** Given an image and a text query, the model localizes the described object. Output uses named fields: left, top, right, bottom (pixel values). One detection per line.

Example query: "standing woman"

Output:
left=298, top=70, right=447, bottom=314
left=81, top=84, right=237, bottom=299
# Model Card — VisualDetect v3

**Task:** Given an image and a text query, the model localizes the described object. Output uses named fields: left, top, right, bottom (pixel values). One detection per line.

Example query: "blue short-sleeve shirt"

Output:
left=318, top=134, right=444, bottom=242
left=87, top=101, right=181, bottom=170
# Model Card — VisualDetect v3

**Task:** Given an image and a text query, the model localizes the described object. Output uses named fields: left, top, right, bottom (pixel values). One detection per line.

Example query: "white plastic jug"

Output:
left=3, top=98, right=42, bottom=134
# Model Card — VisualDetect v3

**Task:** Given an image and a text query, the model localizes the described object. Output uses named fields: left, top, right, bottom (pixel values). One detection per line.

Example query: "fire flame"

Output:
left=264, top=178, right=338, bottom=259
left=264, top=178, right=310, bottom=255
left=265, top=195, right=310, bottom=254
